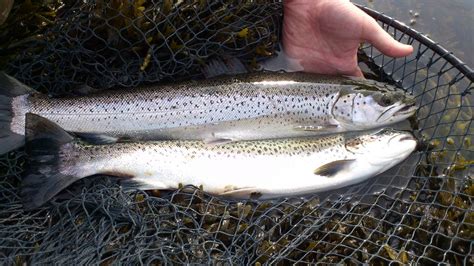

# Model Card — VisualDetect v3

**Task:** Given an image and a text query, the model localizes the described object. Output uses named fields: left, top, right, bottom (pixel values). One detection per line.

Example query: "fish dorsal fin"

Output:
left=314, top=159, right=355, bottom=178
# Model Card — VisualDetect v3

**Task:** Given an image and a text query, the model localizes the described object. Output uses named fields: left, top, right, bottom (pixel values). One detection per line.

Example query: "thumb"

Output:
left=362, top=16, right=413, bottom=58
left=349, top=66, right=365, bottom=78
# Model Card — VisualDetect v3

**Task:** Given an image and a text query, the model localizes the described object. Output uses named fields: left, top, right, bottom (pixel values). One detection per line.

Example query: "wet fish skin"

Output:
left=2, top=71, right=417, bottom=154
left=21, top=114, right=417, bottom=209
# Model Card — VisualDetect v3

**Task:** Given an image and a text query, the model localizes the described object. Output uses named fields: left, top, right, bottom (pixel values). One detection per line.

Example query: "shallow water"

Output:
left=353, top=0, right=474, bottom=68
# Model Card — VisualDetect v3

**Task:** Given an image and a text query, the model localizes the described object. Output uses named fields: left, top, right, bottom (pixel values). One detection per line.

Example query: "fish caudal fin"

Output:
left=0, top=72, right=33, bottom=154
left=21, top=113, right=80, bottom=210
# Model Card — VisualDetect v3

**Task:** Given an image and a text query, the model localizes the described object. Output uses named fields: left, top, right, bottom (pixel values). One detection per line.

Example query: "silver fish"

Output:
left=1, top=72, right=417, bottom=154
left=22, top=114, right=417, bottom=209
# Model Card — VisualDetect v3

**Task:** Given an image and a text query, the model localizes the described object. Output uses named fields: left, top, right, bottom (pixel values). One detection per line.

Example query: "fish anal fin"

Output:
left=74, top=132, right=119, bottom=145
left=99, top=171, right=135, bottom=179
left=119, top=179, right=168, bottom=191
left=314, top=159, right=355, bottom=178
left=203, top=138, right=234, bottom=146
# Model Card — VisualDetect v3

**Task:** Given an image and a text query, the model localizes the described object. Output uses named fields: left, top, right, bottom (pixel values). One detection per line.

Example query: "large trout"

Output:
left=1, top=72, right=416, bottom=154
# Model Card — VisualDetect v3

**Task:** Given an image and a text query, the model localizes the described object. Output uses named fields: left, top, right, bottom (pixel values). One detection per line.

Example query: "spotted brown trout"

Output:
left=22, top=114, right=417, bottom=209
left=0, top=71, right=416, bottom=154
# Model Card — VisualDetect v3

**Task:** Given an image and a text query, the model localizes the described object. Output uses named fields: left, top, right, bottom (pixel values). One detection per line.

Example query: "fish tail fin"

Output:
left=0, top=72, right=33, bottom=154
left=21, top=113, right=81, bottom=210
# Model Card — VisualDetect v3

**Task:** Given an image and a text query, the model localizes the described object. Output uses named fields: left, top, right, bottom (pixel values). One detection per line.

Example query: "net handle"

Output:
left=356, top=4, right=474, bottom=82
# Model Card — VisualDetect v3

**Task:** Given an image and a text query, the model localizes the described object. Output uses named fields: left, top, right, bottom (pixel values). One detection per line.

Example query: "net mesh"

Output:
left=3, top=0, right=281, bottom=94
left=0, top=2, right=473, bottom=264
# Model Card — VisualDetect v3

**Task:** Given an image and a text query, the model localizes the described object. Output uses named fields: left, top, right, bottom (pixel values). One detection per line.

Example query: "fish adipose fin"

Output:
left=21, top=113, right=80, bottom=210
left=314, top=159, right=355, bottom=177
left=0, top=72, right=34, bottom=154
left=202, top=57, right=248, bottom=79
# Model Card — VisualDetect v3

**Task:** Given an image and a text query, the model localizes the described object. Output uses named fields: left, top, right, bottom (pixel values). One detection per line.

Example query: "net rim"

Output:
left=356, top=4, right=474, bottom=82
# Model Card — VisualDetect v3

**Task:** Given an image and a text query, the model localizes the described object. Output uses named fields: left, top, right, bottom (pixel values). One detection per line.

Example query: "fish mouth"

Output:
left=394, top=102, right=417, bottom=117
left=387, top=131, right=415, bottom=143
left=390, top=133, right=417, bottom=151
left=370, top=133, right=417, bottom=164
left=376, top=101, right=417, bottom=122
left=399, top=135, right=415, bottom=142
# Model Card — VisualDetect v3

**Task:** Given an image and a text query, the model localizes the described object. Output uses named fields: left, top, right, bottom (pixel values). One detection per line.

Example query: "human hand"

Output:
left=282, top=0, right=413, bottom=77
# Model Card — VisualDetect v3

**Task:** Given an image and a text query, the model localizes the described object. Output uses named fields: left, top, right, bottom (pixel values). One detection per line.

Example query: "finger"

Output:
left=351, top=67, right=365, bottom=78
left=344, top=66, right=364, bottom=78
left=362, top=16, right=414, bottom=58
left=340, top=53, right=364, bottom=78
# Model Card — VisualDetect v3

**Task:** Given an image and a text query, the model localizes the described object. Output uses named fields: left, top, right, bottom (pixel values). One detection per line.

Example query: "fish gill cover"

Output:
left=0, top=1, right=473, bottom=264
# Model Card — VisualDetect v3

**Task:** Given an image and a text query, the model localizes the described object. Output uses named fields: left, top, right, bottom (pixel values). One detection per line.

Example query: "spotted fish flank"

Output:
left=21, top=114, right=418, bottom=209
left=1, top=71, right=416, bottom=154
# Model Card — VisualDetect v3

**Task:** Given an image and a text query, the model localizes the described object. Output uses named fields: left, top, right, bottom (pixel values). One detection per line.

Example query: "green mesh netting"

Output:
left=0, top=2, right=473, bottom=264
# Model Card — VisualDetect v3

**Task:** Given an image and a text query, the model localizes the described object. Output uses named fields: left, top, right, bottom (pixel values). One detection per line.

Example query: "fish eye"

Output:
left=380, top=95, right=393, bottom=106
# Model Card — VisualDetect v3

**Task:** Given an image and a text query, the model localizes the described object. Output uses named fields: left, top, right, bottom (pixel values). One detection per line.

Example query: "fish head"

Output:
left=332, top=88, right=417, bottom=130
left=345, top=128, right=417, bottom=166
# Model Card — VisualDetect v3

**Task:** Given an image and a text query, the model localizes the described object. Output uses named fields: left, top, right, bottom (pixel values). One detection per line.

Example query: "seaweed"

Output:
left=0, top=0, right=64, bottom=69
left=1, top=0, right=281, bottom=94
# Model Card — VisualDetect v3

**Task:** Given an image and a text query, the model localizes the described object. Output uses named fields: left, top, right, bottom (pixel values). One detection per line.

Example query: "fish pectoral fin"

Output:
left=219, top=187, right=262, bottom=199
left=293, top=123, right=339, bottom=132
left=74, top=132, right=120, bottom=145
left=314, top=159, right=356, bottom=178
left=203, top=137, right=234, bottom=146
